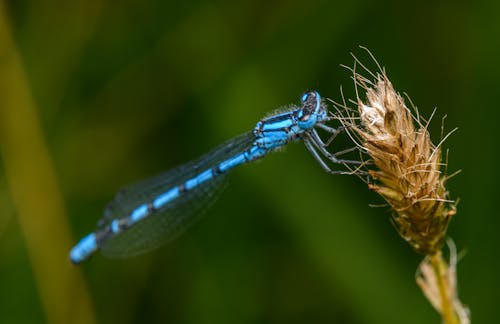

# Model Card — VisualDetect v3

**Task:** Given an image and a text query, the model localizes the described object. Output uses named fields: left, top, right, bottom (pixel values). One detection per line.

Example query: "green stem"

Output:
left=430, top=252, right=459, bottom=324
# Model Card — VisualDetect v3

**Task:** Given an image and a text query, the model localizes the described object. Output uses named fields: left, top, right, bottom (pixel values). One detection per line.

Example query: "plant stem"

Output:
left=430, top=251, right=459, bottom=324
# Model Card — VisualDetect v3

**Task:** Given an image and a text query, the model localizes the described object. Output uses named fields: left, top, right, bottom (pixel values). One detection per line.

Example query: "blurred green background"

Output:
left=0, top=0, right=497, bottom=323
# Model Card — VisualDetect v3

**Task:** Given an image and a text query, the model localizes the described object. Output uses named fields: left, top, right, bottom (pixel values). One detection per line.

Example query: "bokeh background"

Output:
left=0, top=0, right=497, bottom=323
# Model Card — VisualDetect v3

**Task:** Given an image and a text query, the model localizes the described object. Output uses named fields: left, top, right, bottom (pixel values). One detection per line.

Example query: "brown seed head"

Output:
left=337, top=68, right=456, bottom=255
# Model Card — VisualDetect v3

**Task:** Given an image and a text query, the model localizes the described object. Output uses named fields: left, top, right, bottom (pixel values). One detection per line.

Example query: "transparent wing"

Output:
left=98, top=132, right=256, bottom=258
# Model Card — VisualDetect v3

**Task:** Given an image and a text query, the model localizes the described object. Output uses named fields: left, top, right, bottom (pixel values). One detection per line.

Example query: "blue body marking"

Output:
left=153, top=188, right=179, bottom=209
left=69, top=233, right=97, bottom=263
left=70, top=91, right=343, bottom=264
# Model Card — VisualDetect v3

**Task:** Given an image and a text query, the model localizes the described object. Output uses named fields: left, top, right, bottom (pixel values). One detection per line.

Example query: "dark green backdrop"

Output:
left=0, top=0, right=496, bottom=323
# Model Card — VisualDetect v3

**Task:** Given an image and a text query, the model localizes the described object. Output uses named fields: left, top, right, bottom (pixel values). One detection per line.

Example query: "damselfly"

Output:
left=70, top=91, right=353, bottom=264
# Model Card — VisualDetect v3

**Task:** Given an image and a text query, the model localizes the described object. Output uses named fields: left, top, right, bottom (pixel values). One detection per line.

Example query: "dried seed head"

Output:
left=337, top=66, right=457, bottom=255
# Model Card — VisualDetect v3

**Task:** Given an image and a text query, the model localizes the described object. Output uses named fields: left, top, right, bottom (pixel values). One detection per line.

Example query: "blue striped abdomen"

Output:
left=94, top=132, right=257, bottom=259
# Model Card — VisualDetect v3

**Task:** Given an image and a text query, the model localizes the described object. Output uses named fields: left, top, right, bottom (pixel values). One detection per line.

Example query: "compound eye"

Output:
left=301, top=91, right=316, bottom=103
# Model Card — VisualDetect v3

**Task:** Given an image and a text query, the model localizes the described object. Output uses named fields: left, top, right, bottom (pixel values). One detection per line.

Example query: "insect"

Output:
left=70, top=91, right=353, bottom=264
